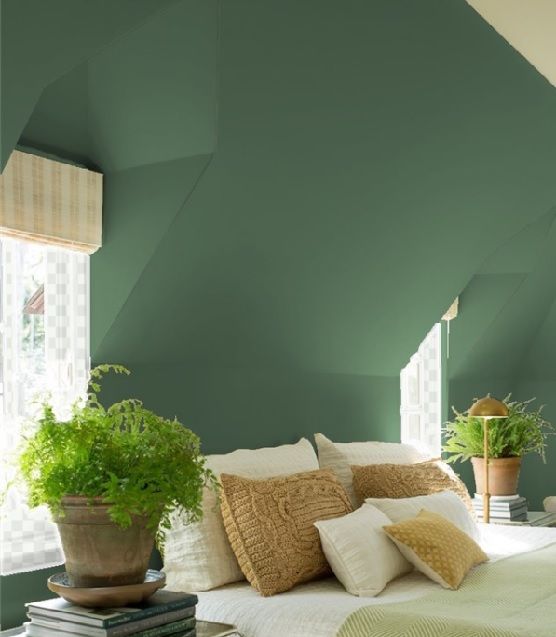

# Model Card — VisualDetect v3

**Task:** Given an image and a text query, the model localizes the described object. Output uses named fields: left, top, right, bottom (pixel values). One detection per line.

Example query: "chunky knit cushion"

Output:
left=351, top=460, right=474, bottom=512
left=220, top=469, right=352, bottom=596
left=314, top=433, right=430, bottom=508
left=162, top=438, right=319, bottom=592
left=383, top=510, right=488, bottom=590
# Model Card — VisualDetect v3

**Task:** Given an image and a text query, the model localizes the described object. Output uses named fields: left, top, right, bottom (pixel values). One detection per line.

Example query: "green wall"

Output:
left=88, top=0, right=556, bottom=452
left=0, top=567, right=60, bottom=631
left=3, top=0, right=556, bottom=628
left=447, top=210, right=556, bottom=508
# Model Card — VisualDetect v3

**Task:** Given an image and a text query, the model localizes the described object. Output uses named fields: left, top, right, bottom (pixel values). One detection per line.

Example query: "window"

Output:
left=0, top=237, right=90, bottom=575
left=400, top=323, right=442, bottom=457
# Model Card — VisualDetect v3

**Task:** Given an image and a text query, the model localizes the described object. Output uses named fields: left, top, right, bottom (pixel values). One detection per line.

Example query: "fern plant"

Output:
left=443, top=395, right=553, bottom=465
left=17, top=364, right=216, bottom=547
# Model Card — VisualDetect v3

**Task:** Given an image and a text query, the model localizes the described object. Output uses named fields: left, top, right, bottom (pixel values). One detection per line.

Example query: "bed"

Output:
left=196, top=523, right=556, bottom=637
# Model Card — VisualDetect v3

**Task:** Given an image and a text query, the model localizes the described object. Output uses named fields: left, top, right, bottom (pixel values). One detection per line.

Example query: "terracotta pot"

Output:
left=55, top=496, right=156, bottom=588
left=471, top=456, right=522, bottom=496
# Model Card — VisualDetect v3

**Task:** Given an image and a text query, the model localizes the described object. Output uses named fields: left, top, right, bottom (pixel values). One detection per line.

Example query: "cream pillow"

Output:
left=365, top=491, right=479, bottom=541
left=314, top=433, right=429, bottom=507
left=221, top=469, right=352, bottom=596
left=163, top=438, right=319, bottom=591
left=314, top=503, right=412, bottom=597
left=383, top=510, right=488, bottom=590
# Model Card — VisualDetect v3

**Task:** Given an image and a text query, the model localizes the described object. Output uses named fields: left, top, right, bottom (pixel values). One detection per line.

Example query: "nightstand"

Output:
left=197, top=621, right=241, bottom=637
left=481, top=511, right=556, bottom=527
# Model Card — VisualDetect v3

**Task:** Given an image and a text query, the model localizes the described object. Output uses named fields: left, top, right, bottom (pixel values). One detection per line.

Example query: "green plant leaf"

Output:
left=16, top=364, right=218, bottom=549
left=442, top=395, right=554, bottom=465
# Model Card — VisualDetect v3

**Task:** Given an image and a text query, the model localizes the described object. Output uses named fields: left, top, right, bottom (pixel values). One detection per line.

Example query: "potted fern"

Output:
left=17, top=365, right=215, bottom=589
left=443, top=395, right=552, bottom=496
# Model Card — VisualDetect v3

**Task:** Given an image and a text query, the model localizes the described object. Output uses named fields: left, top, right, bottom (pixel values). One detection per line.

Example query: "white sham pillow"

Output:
left=163, top=438, right=319, bottom=592
left=314, top=503, right=412, bottom=596
left=365, top=490, right=480, bottom=542
left=314, top=433, right=430, bottom=507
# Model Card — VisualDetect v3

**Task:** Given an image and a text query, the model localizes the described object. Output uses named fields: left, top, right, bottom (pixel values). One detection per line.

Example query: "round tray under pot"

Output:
left=47, top=569, right=166, bottom=608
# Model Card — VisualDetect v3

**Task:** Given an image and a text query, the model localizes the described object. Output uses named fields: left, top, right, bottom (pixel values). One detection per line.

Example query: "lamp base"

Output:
left=483, top=492, right=490, bottom=524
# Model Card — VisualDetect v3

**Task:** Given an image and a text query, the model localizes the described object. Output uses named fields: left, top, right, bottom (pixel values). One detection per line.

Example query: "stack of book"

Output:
left=24, top=591, right=198, bottom=637
left=473, top=494, right=528, bottom=522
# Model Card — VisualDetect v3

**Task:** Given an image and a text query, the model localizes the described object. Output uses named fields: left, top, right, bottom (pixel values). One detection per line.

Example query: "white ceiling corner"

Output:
left=467, top=0, right=556, bottom=88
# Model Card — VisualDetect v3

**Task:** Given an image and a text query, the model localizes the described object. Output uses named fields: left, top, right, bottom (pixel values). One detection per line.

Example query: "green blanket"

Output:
left=338, top=542, right=556, bottom=637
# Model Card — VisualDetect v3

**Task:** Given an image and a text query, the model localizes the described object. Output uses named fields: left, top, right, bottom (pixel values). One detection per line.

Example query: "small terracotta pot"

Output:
left=55, top=496, right=156, bottom=588
left=471, top=456, right=521, bottom=496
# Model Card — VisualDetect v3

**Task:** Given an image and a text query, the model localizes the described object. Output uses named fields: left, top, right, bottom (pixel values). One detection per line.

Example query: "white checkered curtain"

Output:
left=400, top=323, right=442, bottom=457
left=0, top=239, right=90, bottom=575
left=44, top=247, right=90, bottom=420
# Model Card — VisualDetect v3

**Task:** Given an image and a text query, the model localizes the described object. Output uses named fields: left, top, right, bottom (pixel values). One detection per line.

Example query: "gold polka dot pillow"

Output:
left=220, top=469, right=352, bottom=596
left=351, top=460, right=474, bottom=512
left=383, top=510, right=488, bottom=590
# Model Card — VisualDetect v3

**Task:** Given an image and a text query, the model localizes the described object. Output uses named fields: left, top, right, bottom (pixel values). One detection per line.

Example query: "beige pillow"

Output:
left=220, top=469, right=352, bottom=596
left=383, top=510, right=488, bottom=590
left=351, top=460, right=473, bottom=511
left=163, top=438, right=319, bottom=592
left=314, top=433, right=429, bottom=507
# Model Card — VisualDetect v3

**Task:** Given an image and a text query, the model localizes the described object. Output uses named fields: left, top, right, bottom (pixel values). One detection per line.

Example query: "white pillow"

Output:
left=314, top=503, right=412, bottom=597
left=365, top=491, right=480, bottom=541
left=314, top=433, right=429, bottom=507
left=163, top=438, right=319, bottom=592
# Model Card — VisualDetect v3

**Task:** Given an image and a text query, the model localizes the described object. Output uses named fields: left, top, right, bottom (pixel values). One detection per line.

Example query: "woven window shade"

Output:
left=0, top=150, right=102, bottom=254
left=442, top=297, right=459, bottom=321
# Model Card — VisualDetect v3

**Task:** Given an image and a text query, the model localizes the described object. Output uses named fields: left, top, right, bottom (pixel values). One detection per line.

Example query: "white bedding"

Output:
left=196, top=524, right=556, bottom=637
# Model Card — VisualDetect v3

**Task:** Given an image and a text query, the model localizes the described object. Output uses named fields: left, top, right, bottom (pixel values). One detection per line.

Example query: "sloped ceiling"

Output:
left=0, top=0, right=181, bottom=169
left=452, top=3, right=556, bottom=385
left=86, top=0, right=556, bottom=377
left=449, top=209, right=556, bottom=381
left=3, top=0, right=556, bottom=436
left=467, top=0, right=556, bottom=88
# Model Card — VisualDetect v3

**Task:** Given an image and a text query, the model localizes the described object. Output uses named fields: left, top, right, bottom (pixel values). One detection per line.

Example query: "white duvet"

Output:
left=196, top=524, right=556, bottom=637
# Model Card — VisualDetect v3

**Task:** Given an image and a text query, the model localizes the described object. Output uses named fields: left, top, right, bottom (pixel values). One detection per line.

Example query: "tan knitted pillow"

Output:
left=220, top=469, right=352, bottom=596
left=351, top=460, right=473, bottom=511
left=383, top=509, right=488, bottom=589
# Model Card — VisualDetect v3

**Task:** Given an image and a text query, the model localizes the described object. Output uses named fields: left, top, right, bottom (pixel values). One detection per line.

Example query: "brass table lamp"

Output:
left=468, top=396, right=509, bottom=523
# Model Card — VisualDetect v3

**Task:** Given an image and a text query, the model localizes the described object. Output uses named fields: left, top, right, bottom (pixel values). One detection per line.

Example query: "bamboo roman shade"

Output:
left=0, top=150, right=102, bottom=254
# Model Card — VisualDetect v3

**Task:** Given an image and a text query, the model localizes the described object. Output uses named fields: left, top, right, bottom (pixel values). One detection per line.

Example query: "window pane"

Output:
left=400, top=323, right=442, bottom=457
left=1, top=237, right=90, bottom=574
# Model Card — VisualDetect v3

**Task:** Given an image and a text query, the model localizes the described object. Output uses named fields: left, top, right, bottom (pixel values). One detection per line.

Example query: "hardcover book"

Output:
left=26, top=607, right=196, bottom=637
left=473, top=496, right=527, bottom=517
left=473, top=494, right=525, bottom=505
left=485, top=513, right=528, bottom=522
left=473, top=505, right=528, bottom=519
left=24, top=618, right=196, bottom=637
left=25, top=623, right=198, bottom=637
left=26, top=591, right=198, bottom=628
